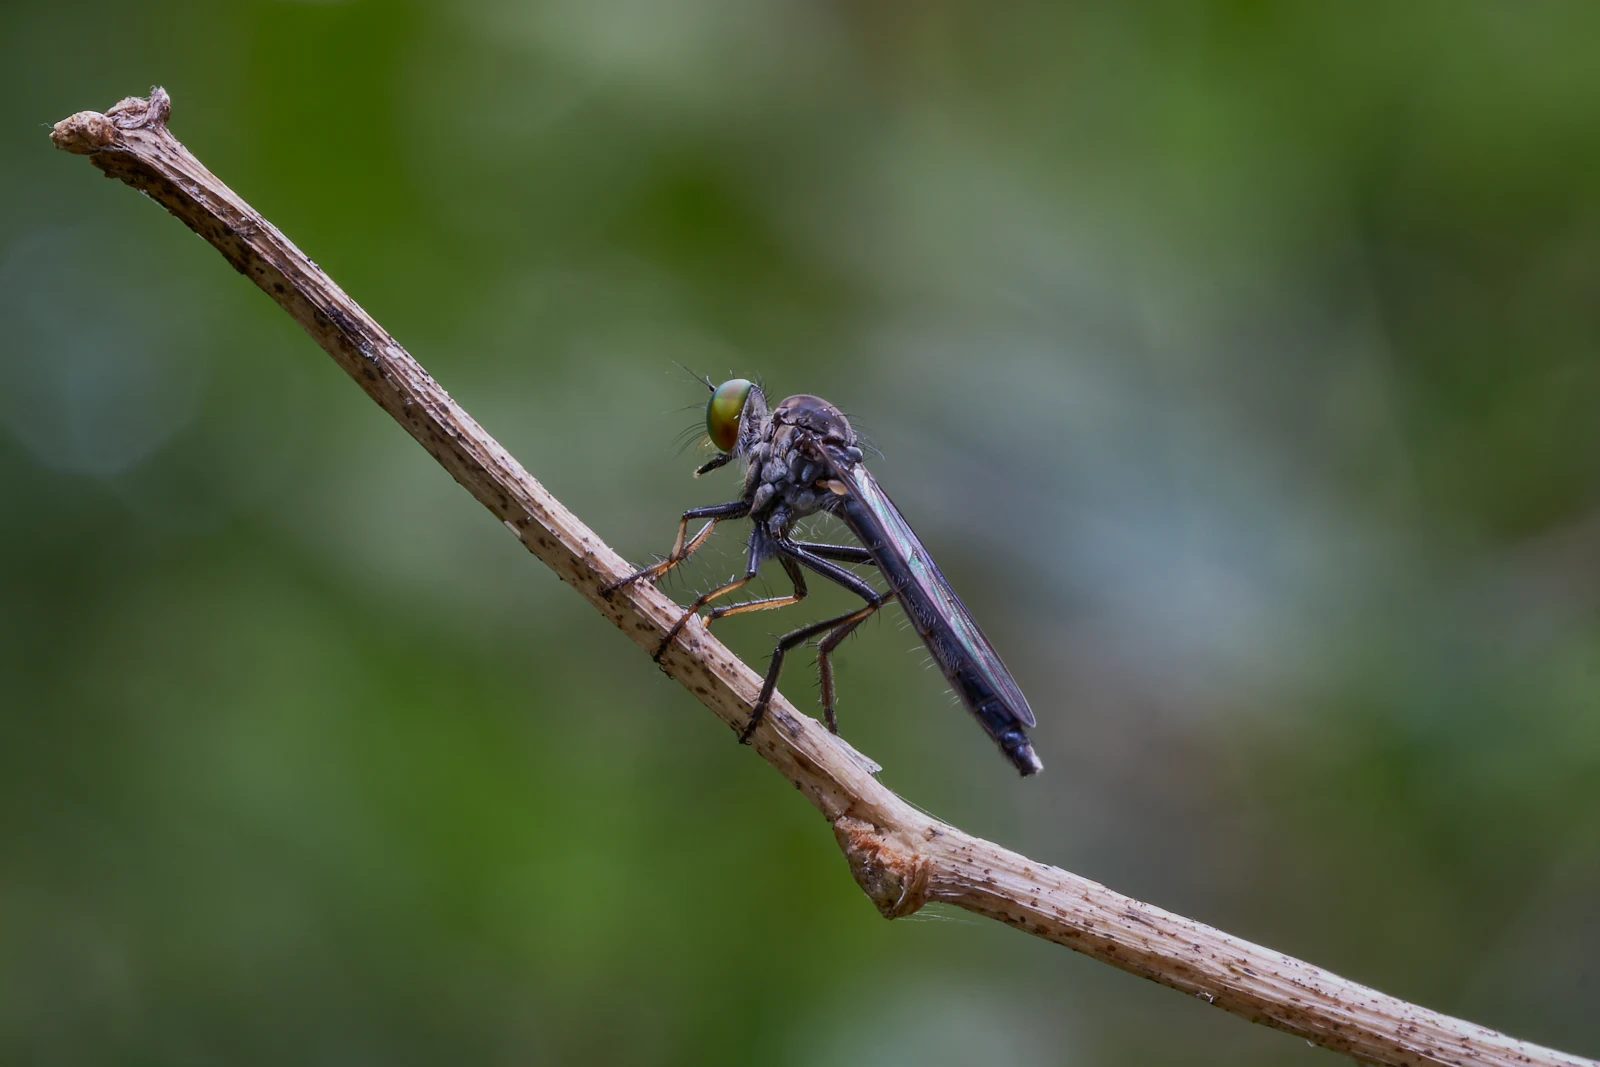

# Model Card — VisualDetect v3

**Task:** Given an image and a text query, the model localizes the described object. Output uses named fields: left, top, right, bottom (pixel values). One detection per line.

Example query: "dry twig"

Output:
left=50, top=89, right=1596, bottom=1067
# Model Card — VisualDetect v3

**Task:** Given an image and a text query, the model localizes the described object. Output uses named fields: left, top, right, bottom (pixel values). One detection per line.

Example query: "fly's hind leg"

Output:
left=739, top=604, right=882, bottom=743
left=785, top=541, right=876, bottom=567
left=814, top=592, right=895, bottom=733
left=739, top=542, right=886, bottom=743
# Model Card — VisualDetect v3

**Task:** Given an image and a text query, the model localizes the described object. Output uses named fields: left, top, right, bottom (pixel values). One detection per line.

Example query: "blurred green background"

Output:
left=4, top=3, right=1598, bottom=1064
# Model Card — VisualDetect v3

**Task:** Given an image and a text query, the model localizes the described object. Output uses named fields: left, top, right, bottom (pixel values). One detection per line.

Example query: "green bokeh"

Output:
left=3, top=3, right=1597, bottom=1064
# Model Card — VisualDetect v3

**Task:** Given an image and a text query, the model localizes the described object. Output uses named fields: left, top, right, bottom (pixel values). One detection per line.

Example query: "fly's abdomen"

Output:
left=900, top=584, right=1043, bottom=776
left=839, top=478, right=1043, bottom=777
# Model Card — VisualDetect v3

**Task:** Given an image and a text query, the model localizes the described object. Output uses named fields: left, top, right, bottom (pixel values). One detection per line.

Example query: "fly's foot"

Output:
left=738, top=701, right=769, bottom=744
left=602, top=560, right=668, bottom=598
left=599, top=574, right=638, bottom=598
left=652, top=610, right=695, bottom=662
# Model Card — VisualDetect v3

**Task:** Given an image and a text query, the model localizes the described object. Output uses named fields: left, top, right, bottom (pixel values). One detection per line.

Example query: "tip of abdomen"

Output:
left=1012, top=743, right=1044, bottom=777
left=980, top=704, right=1043, bottom=777
left=996, top=726, right=1042, bottom=776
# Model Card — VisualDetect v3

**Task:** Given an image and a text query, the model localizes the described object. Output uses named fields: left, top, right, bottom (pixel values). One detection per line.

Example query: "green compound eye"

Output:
left=706, top=378, right=753, bottom=452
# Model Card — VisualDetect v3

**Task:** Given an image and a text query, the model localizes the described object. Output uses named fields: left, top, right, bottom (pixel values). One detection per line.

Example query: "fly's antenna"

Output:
left=658, top=365, right=717, bottom=458
left=672, top=361, right=717, bottom=393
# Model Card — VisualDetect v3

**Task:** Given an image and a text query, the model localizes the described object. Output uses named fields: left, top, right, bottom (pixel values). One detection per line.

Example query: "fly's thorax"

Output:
left=739, top=437, right=770, bottom=494
left=771, top=394, right=855, bottom=449
left=745, top=410, right=849, bottom=532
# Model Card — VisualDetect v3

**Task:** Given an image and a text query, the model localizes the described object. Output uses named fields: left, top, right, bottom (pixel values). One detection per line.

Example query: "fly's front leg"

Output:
left=601, top=499, right=748, bottom=596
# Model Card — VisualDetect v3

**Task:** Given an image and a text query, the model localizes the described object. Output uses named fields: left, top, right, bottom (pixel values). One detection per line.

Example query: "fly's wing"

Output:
left=823, top=451, right=1037, bottom=729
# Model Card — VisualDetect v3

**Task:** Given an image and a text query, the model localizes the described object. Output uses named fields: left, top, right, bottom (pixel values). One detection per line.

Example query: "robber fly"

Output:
left=605, top=379, right=1042, bottom=776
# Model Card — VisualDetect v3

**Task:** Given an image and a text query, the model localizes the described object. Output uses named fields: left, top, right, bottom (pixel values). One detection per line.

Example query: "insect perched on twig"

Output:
left=606, top=378, right=1042, bottom=776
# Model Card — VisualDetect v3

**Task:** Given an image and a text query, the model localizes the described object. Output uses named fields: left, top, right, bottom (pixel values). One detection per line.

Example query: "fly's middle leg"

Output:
left=653, top=570, right=752, bottom=660
left=701, top=557, right=808, bottom=629
left=652, top=533, right=784, bottom=660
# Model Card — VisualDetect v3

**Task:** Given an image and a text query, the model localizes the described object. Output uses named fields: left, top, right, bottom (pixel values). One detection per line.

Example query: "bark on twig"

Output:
left=50, top=89, right=1597, bottom=1067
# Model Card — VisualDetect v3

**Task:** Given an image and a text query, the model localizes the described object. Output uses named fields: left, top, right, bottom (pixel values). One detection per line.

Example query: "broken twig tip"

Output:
left=108, top=86, right=171, bottom=130
left=49, top=87, right=170, bottom=155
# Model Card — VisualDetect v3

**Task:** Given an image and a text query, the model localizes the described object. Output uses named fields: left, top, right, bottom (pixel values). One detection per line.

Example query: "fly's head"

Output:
left=694, top=378, right=770, bottom=476
left=693, top=381, right=865, bottom=495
